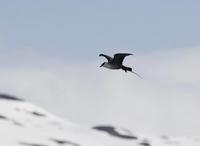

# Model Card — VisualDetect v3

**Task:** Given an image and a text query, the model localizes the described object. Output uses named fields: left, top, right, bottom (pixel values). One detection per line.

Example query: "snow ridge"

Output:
left=0, top=94, right=199, bottom=146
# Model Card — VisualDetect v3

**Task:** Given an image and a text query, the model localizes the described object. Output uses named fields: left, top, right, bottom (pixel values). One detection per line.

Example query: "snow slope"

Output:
left=0, top=94, right=199, bottom=146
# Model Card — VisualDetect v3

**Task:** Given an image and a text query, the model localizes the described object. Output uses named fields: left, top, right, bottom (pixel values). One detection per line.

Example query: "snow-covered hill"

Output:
left=0, top=94, right=199, bottom=146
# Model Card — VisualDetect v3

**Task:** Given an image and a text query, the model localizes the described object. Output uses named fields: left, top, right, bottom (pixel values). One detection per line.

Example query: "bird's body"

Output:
left=99, top=53, right=142, bottom=78
left=102, top=62, right=121, bottom=69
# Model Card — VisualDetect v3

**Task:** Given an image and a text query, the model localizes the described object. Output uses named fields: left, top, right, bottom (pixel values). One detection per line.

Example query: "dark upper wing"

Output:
left=99, top=54, right=113, bottom=62
left=112, top=53, right=133, bottom=64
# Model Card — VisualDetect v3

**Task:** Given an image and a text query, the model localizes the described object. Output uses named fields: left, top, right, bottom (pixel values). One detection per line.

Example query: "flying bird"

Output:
left=99, top=53, right=142, bottom=78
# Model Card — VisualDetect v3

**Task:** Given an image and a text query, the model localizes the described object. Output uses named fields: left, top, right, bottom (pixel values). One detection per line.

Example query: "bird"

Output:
left=99, top=53, right=142, bottom=78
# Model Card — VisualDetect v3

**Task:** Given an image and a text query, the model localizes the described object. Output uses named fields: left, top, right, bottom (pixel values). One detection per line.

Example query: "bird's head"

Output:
left=100, top=62, right=106, bottom=67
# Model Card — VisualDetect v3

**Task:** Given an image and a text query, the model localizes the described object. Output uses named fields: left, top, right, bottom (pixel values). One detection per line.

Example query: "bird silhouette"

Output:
left=99, top=53, right=142, bottom=78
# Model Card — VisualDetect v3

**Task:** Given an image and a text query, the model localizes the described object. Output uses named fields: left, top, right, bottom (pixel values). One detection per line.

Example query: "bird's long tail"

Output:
left=122, top=65, right=142, bottom=79
left=130, top=70, right=143, bottom=79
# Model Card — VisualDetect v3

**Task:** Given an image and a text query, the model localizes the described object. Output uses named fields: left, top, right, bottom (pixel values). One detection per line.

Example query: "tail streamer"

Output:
left=130, top=70, right=143, bottom=79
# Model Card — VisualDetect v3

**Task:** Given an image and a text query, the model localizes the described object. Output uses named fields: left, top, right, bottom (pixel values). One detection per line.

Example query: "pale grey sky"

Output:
left=0, top=0, right=200, bottom=136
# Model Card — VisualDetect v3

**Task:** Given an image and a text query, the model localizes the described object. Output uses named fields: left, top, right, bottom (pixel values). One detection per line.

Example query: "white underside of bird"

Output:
left=102, top=62, right=121, bottom=69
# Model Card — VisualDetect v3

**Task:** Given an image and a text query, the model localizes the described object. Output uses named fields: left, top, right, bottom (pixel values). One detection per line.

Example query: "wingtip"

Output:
left=115, top=53, right=133, bottom=56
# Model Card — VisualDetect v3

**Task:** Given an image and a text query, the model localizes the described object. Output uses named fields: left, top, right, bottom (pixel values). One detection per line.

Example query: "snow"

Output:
left=0, top=94, right=199, bottom=146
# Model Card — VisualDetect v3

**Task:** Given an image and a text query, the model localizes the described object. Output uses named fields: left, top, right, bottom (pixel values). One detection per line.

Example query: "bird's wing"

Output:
left=99, top=54, right=113, bottom=62
left=112, top=53, right=133, bottom=64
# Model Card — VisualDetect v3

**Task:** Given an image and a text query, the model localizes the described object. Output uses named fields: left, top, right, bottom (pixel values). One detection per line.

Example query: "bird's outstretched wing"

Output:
left=112, top=53, right=133, bottom=64
left=99, top=54, right=113, bottom=62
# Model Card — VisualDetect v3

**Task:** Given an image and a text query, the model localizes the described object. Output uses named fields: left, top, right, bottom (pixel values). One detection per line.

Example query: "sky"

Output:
left=0, top=0, right=200, bottom=136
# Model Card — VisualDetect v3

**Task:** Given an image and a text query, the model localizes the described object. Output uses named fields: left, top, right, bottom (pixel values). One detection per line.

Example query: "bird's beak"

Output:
left=99, top=63, right=103, bottom=67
